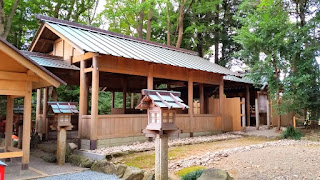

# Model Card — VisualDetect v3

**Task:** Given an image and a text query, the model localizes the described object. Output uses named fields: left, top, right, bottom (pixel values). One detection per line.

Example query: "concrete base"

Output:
left=56, top=128, right=67, bottom=165
left=155, top=134, right=168, bottom=180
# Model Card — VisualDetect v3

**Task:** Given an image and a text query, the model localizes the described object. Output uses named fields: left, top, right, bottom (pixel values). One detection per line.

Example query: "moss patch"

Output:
left=176, top=166, right=206, bottom=177
left=123, top=153, right=155, bottom=169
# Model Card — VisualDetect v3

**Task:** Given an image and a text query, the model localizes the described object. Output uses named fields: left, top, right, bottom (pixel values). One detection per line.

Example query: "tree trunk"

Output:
left=196, top=33, right=203, bottom=57
left=137, top=0, right=145, bottom=39
left=214, top=4, right=220, bottom=64
left=1, top=0, right=19, bottom=39
left=53, top=1, right=62, bottom=18
left=166, top=1, right=171, bottom=45
left=66, top=0, right=76, bottom=21
left=146, top=5, right=153, bottom=41
left=176, top=0, right=185, bottom=48
left=0, top=0, right=4, bottom=38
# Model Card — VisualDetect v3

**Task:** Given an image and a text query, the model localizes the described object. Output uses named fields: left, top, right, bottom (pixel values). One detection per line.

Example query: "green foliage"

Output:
left=176, top=166, right=206, bottom=177
left=281, top=126, right=303, bottom=140
left=180, top=169, right=205, bottom=180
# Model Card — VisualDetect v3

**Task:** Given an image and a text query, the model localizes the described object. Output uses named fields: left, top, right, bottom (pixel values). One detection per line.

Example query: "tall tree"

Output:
left=0, top=0, right=20, bottom=39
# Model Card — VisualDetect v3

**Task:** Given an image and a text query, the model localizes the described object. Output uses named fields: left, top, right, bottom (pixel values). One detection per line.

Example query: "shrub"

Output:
left=176, top=166, right=206, bottom=177
left=181, top=169, right=204, bottom=180
left=281, top=125, right=303, bottom=140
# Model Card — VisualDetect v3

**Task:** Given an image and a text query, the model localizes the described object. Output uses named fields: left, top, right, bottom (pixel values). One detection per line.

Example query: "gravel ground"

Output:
left=233, top=125, right=284, bottom=138
left=89, top=133, right=242, bottom=155
left=36, top=171, right=120, bottom=180
left=169, top=140, right=320, bottom=171
left=214, top=144, right=320, bottom=180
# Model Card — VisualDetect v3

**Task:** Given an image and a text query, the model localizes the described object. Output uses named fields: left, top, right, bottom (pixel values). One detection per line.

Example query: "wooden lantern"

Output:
left=136, top=89, right=188, bottom=136
left=48, top=102, right=78, bottom=130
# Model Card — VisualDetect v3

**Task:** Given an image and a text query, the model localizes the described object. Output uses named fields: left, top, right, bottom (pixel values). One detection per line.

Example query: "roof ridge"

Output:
left=35, top=14, right=198, bottom=56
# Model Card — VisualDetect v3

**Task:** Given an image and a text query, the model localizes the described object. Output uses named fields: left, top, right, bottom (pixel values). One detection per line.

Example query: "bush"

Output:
left=176, top=166, right=206, bottom=177
left=281, top=125, right=303, bottom=140
left=181, top=169, right=204, bottom=180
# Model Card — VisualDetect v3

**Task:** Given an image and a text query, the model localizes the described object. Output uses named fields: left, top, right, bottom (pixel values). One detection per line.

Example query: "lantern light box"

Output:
left=136, top=89, right=188, bottom=136
left=48, top=102, right=78, bottom=130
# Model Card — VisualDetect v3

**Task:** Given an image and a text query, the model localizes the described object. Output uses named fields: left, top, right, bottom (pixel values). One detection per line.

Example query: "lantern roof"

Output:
left=48, top=102, right=79, bottom=114
left=136, top=89, right=189, bottom=110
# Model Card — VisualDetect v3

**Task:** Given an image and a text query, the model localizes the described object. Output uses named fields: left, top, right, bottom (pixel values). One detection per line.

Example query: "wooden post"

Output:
left=78, top=60, right=89, bottom=140
left=35, top=89, right=41, bottom=133
left=188, top=74, right=194, bottom=136
left=199, top=84, right=205, bottom=114
left=22, top=81, right=32, bottom=170
left=255, top=98, right=259, bottom=130
left=241, top=97, right=246, bottom=127
left=112, top=91, right=115, bottom=108
left=148, top=64, right=154, bottom=90
left=56, top=128, right=67, bottom=165
left=17, top=126, right=22, bottom=149
left=122, top=78, right=127, bottom=114
left=293, top=116, right=296, bottom=129
left=246, top=84, right=250, bottom=126
left=43, top=87, right=49, bottom=140
left=155, top=134, right=168, bottom=180
left=219, top=78, right=224, bottom=115
left=131, top=93, right=134, bottom=108
left=90, top=56, right=99, bottom=150
left=267, top=100, right=270, bottom=129
left=5, top=96, right=14, bottom=152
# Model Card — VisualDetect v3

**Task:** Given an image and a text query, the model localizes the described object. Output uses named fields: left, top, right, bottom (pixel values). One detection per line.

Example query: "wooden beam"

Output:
left=84, top=67, right=93, bottom=73
left=148, top=64, right=154, bottom=90
left=5, top=96, right=14, bottom=152
left=0, top=151, right=23, bottom=159
left=43, top=87, right=49, bottom=140
left=36, top=89, right=41, bottom=133
left=0, top=90, right=25, bottom=96
left=72, top=52, right=98, bottom=63
left=199, top=84, right=204, bottom=114
left=0, top=71, right=39, bottom=82
left=90, top=56, right=99, bottom=149
left=29, top=24, right=46, bottom=51
left=22, top=80, right=32, bottom=170
left=246, top=84, right=250, bottom=126
left=78, top=60, right=89, bottom=139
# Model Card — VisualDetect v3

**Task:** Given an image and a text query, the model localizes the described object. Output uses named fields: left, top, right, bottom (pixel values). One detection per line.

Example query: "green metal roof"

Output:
left=22, top=51, right=80, bottom=70
left=35, top=15, right=238, bottom=76
left=223, top=75, right=254, bottom=84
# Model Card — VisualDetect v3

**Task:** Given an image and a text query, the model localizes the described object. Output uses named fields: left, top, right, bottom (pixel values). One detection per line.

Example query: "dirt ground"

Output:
left=214, top=144, right=320, bottom=180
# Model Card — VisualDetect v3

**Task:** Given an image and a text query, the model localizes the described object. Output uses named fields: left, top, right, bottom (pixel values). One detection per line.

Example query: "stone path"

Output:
left=88, top=133, right=242, bottom=156
left=36, top=170, right=119, bottom=180
left=5, top=156, right=86, bottom=180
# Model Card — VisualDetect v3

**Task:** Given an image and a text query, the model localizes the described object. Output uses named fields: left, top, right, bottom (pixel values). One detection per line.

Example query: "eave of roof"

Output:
left=0, top=36, right=66, bottom=86
left=22, top=51, right=80, bottom=70
left=224, top=75, right=254, bottom=84
left=33, top=15, right=239, bottom=77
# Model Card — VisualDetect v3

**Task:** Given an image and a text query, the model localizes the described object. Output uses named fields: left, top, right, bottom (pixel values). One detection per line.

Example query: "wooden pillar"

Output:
left=130, top=93, right=134, bottom=108
left=56, top=128, right=67, bottom=165
left=148, top=64, right=154, bottom=90
left=90, top=56, right=99, bottom=150
left=219, top=78, right=224, bottom=115
left=111, top=91, right=115, bottom=108
left=22, top=81, right=32, bottom=170
left=246, top=84, right=250, bottom=126
left=5, top=96, right=14, bottom=152
left=241, top=97, right=246, bottom=127
left=255, top=98, right=259, bottom=130
left=43, top=87, right=49, bottom=140
left=78, top=60, right=89, bottom=140
left=35, top=89, right=41, bottom=133
left=266, top=99, right=270, bottom=129
left=199, top=84, right=204, bottom=114
left=293, top=116, right=296, bottom=129
left=188, top=74, right=194, bottom=136
left=122, top=78, right=127, bottom=114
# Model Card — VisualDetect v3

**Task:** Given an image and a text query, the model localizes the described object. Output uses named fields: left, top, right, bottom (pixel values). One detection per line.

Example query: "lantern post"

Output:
left=136, top=89, right=188, bottom=180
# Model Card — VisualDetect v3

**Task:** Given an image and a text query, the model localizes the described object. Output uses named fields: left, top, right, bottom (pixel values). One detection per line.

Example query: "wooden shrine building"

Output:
left=0, top=37, right=65, bottom=169
left=26, top=15, right=268, bottom=150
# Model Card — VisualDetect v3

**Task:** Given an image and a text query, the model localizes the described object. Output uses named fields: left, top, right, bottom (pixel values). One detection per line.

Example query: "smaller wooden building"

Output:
left=0, top=37, right=65, bottom=169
